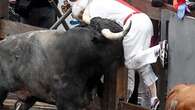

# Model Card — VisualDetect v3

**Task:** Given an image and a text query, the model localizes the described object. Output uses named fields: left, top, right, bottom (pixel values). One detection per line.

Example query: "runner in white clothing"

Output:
left=67, top=0, right=168, bottom=109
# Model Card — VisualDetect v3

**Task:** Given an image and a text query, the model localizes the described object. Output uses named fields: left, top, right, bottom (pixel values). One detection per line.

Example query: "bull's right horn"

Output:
left=82, top=9, right=91, bottom=24
left=101, top=20, right=132, bottom=40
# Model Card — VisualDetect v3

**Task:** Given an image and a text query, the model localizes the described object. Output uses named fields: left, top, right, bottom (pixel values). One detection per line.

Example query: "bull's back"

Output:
left=0, top=31, right=65, bottom=97
left=166, top=84, right=195, bottom=110
left=37, top=28, right=99, bottom=67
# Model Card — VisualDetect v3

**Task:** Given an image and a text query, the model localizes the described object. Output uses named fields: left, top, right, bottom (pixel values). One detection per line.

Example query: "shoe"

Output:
left=159, top=40, right=168, bottom=68
left=151, top=98, right=160, bottom=110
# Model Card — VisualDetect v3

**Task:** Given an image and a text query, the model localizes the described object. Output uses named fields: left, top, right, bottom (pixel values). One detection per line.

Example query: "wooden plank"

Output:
left=118, top=101, right=149, bottom=110
left=103, top=65, right=128, bottom=110
left=103, top=65, right=118, bottom=110
left=116, top=66, right=128, bottom=102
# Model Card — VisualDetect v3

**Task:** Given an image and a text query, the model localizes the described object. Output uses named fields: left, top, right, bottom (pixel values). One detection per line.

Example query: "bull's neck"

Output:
left=0, top=40, right=18, bottom=64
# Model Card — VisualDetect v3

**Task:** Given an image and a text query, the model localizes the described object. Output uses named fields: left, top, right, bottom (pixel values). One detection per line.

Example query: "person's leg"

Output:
left=148, top=83, right=159, bottom=110
left=123, top=15, right=168, bottom=70
left=137, top=76, right=151, bottom=107
left=125, top=45, right=160, bottom=70
left=127, top=69, right=135, bottom=102
left=137, top=64, right=159, bottom=110
left=149, top=83, right=157, bottom=99
left=123, top=13, right=163, bottom=108
left=125, top=40, right=168, bottom=70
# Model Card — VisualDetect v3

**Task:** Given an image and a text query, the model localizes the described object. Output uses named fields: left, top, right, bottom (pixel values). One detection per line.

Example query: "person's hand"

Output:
left=9, top=0, right=16, bottom=4
left=61, top=0, right=71, bottom=14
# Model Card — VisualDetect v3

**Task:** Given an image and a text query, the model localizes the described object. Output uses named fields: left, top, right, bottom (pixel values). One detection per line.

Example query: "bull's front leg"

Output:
left=55, top=83, right=87, bottom=110
left=55, top=89, right=82, bottom=110
left=56, top=99, right=79, bottom=110
left=0, top=88, right=8, bottom=108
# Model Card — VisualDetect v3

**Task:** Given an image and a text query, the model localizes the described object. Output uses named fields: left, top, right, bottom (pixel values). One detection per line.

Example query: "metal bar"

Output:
left=50, top=8, right=71, bottom=30
left=48, top=0, right=70, bottom=30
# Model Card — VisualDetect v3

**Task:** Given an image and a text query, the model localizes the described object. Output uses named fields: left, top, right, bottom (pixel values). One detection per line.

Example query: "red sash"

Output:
left=116, top=0, right=141, bottom=25
left=116, top=0, right=140, bottom=12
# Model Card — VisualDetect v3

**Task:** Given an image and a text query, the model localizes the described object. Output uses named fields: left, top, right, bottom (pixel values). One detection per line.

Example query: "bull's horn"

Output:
left=101, top=20, right=132, bottom=40
left=82, top=9, right=91, bottom=24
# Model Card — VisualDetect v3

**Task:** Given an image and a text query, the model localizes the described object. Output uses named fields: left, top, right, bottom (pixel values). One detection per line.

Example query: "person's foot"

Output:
left=159, top=40, right=168, bottom=68
left=151, top=97, right=160, bottom=110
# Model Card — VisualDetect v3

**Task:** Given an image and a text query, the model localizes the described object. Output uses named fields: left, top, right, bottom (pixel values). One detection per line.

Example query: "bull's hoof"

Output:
left=14, top=100, right=23, bottom=110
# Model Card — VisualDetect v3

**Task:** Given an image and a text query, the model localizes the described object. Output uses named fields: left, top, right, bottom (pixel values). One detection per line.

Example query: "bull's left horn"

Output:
left=101, top=20, right=132, bottom=40
left=82, top=9, right=91, bottom=24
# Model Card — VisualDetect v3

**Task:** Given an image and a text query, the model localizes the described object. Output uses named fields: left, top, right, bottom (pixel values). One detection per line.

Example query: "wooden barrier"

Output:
left=3, top=99, right=56, bottom=110
left=118, top=101, right=149, bottom=110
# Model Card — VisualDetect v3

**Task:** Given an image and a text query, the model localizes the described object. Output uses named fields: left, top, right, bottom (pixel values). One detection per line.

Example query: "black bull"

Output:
left=0, top=17, right=125, bottom=110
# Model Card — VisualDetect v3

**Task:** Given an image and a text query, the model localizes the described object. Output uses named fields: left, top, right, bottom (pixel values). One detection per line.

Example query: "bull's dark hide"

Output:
left=0, top=17, right=124, bottom=110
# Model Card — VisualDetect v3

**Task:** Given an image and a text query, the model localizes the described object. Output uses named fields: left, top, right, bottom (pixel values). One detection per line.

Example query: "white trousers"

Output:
left=123, top=13, right=160, bottom=98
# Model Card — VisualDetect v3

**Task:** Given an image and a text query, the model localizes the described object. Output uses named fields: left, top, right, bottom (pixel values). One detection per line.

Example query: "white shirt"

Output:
left=85, top=0, right=136, bottom=26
